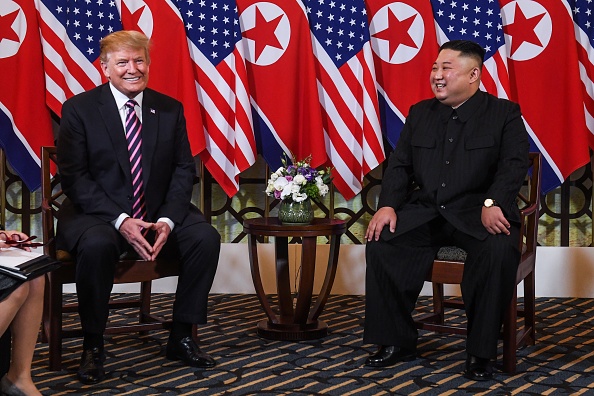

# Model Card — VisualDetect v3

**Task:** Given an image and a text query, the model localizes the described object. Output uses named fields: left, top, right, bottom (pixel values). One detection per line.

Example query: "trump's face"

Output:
left=101, top=47, right=149, bottom=98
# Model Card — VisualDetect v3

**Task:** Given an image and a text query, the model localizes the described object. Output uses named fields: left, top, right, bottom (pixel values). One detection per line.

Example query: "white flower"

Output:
left=273, top=176, right=289, bottom=191
left=292, top=192, right=308, bottom=202
left=265, top=156, right=331, bottom=202
left=265, top=182, right=276, bottom=194
left=293, top=174, right=306, bottom=185
left=280, top=182, right=294, bottom=200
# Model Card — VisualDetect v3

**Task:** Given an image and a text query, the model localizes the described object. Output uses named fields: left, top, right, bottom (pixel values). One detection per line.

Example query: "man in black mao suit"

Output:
left=57, top=31, right=220, bottom=384
left=363, top=40, right=529, bottom=381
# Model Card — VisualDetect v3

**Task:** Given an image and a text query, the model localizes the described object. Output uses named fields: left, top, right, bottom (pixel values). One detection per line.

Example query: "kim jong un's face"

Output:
left=430, top=49, right=480, bottom=108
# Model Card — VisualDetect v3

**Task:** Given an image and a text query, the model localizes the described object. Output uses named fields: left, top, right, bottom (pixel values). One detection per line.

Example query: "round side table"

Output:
left=243, top=217, right=346, bottom=340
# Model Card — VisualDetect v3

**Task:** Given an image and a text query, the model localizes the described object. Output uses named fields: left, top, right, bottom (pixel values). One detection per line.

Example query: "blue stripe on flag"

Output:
left=378, top=94, right=405, bottom=149
left=252, top=108, right=287, bottom=171
left=0, top=108, right=43, bottom=191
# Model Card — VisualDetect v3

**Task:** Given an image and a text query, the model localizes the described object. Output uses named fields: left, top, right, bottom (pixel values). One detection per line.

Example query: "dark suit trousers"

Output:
left=73, top=218, right=220, bottom=335
left=364, top=217, right=519, bottom=359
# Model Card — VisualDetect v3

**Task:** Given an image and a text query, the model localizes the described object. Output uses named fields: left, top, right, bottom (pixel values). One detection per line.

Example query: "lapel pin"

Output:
left=150, top=108, right=156, bottom=114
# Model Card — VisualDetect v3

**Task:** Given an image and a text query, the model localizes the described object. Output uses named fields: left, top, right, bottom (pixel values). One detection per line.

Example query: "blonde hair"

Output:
left=99, top=30, right=151, bottom=64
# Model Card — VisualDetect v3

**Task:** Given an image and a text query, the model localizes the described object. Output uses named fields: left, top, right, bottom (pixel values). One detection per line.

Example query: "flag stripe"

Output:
left=37, top=1, right=103, bottom=116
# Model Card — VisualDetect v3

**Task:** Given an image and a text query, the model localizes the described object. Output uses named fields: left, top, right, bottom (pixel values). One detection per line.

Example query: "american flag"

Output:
left=431, top=0, right=510, bottom=98
left=36, top=0, right=121, bottom=116
left=174, top=0, right=255, bottom=197
left=305, top=0, right=385, bottom=200
left=569, top=0, right=594, bottom=148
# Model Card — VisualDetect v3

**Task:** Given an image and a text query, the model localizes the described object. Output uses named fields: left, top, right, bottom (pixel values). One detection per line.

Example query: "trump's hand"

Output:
left=119, top=218, right=154, bottom=260
left=150, top=221, right=171, bottom=260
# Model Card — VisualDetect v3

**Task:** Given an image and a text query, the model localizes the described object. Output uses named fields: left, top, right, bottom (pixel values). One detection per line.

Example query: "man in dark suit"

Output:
left=363, top=40, right=529, bottom=381
left=57, top=30, right=220, bottom=384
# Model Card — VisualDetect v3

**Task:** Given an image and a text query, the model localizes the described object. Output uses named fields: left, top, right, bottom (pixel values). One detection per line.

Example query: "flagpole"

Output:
left=264, top=164, right=270, bottom=219
left=199, top=158, right=206, bottom=220
left=329, top=184, right=335, bottom=219
left=264, top=163, right=270, bottom=244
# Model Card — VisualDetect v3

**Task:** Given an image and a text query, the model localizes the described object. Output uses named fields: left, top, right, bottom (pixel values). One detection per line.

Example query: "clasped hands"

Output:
left=119, top=218, right=171, bottom=260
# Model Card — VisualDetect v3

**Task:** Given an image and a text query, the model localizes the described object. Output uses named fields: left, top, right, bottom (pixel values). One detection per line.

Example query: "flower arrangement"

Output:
left=265, top=154, right=332, bottom=202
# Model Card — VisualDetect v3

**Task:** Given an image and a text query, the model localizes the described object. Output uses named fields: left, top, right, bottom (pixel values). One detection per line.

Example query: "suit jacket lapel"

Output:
left=98, top=84, right=132, bottom=177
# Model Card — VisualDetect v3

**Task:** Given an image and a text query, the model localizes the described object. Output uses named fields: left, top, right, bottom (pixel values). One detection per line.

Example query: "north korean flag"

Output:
left=500, top=0, right=590, bottom=193
left=0, top=0, right=54, bottom=191
left=237, top=0, right=326, bottom=169
left=119, top=0, right=205, bottom=155
left=366, top=0, right=439, bottom=148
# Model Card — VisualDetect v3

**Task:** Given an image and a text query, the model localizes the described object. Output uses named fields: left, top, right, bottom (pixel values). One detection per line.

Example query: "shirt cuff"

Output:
left=114, top=213, right=130, bottom=230
left=157, top=217, right=175, bottom=232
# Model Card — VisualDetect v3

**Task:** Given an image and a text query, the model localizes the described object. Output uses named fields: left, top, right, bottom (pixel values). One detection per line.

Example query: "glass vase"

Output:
left=278, top=199, right=314, bottom=225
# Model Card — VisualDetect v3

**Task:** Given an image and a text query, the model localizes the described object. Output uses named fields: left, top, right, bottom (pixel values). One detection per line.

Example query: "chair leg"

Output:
left=47, top=277, right=64, bottom=371
left=524, top=272, right=536, bottom=345
left=139, top=281, right=152, bottom=335
left=432, top=283, right=445, bottom=325
left=40, top=274, right=50, bottom=344
left=502, top=291, right=518, bottom=374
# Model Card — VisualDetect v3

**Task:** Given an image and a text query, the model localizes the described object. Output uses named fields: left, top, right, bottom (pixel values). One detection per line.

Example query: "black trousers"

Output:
left=73, top=218, right=220, bottom=335
left=364, top=216, right=519, bottom=359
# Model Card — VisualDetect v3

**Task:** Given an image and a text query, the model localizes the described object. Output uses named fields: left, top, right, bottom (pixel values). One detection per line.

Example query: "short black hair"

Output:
left=439, top=40, right=485, bottom=69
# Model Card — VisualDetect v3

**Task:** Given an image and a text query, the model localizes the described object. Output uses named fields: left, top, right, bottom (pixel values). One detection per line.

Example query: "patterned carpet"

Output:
left=29, top=294, right=594, bottom=395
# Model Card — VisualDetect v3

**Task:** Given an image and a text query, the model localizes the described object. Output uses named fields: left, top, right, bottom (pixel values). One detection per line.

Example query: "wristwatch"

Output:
left=483, top=198, right=498, bottom=208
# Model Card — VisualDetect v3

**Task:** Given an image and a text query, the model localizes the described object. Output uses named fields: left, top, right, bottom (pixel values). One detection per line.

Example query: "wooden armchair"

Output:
left=40, top=146, right=185, bottom=370
left=414, top=152, right=541, bottom=374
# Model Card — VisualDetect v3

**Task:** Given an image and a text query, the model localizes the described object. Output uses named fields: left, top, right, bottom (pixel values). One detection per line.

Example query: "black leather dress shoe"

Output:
left=166, top=336, right=216, bottom=368
left=464, top=354, right=493, bottom=381
left=364, top=345, right=416, bottom=368
left=77, top=347, right=106, bottom=385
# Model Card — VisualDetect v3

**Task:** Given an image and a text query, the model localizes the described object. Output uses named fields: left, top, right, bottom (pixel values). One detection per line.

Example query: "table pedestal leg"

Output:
left=256, top=235, right=329, bottom=340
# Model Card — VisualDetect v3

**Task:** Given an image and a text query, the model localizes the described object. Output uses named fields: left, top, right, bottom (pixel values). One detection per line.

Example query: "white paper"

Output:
left=0, top=248, right=45, bottom=269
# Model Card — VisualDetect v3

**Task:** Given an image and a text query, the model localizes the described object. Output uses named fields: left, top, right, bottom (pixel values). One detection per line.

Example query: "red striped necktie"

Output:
left=125, top=100, right=148, bottom=223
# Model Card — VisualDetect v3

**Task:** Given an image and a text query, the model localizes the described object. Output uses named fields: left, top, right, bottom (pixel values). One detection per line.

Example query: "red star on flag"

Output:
left=242, top=6, right=283, bottom=61
left=504, top=3, right=546, bottom=57
left=0, top=9, right=20, bottom=44
left=373, top=10, right=417, bottom=60
left=121, top=2, right=145, bottom=32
